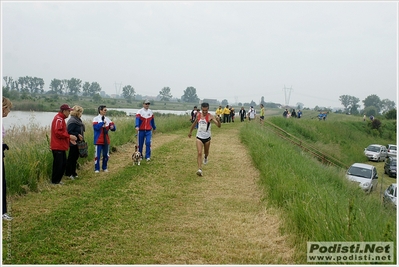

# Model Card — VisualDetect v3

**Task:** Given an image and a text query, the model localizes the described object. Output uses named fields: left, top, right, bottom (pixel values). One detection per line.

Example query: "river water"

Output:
left=1, top=108, right=208, bottom=131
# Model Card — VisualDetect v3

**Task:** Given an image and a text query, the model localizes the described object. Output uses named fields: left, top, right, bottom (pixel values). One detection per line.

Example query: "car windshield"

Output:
left=366, top=146, right=380, bottom=152
left=389, top=146, right=397, bottom=151
left=391, top=159, right=397, bottom=166
left=347, top=166, right=372, bottom=179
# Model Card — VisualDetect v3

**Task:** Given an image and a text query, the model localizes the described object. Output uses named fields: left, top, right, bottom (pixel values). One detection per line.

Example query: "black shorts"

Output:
left=260, top=116, right=264, bottom=120
left=197, top=137, right=211, bottom=144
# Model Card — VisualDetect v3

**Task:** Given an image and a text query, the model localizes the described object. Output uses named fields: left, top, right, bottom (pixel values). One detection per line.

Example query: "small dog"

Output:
left=132, top=145, right=142, bottom=166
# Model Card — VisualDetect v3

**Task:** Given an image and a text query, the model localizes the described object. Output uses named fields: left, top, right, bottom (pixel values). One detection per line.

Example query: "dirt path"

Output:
left=6, top=124, right=295, bottom=264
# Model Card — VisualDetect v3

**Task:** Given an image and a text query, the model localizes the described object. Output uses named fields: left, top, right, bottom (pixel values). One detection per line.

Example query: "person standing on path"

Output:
left=93, top=105, right=116, bottom=173
left=223, top=105, right=230, bottom=123
left=50, top=104, right=77, bottom=185
left=248, top=106, right=256, bottom=121
left=188, top=102, right=221, bottom=177
left=259, top=104, right=265, bottom=124
left=2, top=97, right=13, bottom=221
left=135, top=100, right=156, bottom=162
left=239, top=107, right=246, bottom=122
left=65, top=105, right=84, bottom=180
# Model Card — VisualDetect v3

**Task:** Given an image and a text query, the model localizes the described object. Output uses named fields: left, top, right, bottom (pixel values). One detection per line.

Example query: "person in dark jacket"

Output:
left=2, top=97, right=13, bottom=221
left=65, top=105, right=84, bottom=180
left=50, top=104, right=77, bottom=185
left=239, top=107, right=246, bottom=122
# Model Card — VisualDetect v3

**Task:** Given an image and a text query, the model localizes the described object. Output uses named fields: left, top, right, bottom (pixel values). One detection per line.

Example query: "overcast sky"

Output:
left=1, top=1, right=397, bottom=109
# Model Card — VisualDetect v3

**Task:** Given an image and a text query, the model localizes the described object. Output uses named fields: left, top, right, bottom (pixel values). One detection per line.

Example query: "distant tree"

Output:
left=363, top=94, right=381, bottom=113
left=68, top=78, right=82, bottom=95
left=18, top=77, right=29, bottom=93
left=384, top=109, right=397, bottom=120
left=381, top=99, right=396, bottom=113
left=49, top=79, right=63, bottom=94
left=221, top=99, right=228, bottom=106
left=265, top=102, right=280, bottom=109
left=363, top=106, right=378, bottom=117
left=339, top=95, right=352, bottom=113
left=3, top=76, right=13, bottom=90
left=88, top=82, right=102, bottom=96
left=260, top=96, right=265, bottom=105
left=250, top=100, right=256, bottom=107
left=296, top=102, right=304, bottom=110
left=181, top=86, right=199, bottom=103
left=92, top=93, right=102, bottom=103
left=237, top=102, right=242, bottom=106
left=159, top=87, right=172, bottom=101
left=82, top=82, right=90, bottom=96
left=122, top=85, right=135, bottom=101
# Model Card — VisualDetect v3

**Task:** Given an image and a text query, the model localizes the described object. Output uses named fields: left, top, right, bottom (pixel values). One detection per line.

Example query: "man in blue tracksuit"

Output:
left=135, top=100, right=156, bottom=162
left=93, top=105, right=116, bottom=172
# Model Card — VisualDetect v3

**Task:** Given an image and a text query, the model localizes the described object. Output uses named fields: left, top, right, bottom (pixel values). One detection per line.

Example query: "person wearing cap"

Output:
left=93, top=105, right=116, bottom=173
left=135, top=100, right=156, bottom=162
left=50, top=104, right=78, bottom=185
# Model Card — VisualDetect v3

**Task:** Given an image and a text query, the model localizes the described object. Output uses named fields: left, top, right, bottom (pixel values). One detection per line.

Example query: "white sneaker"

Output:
left=203, top=157, right=208, bottom=164
left=95, top=170, right=100, bottom=173
left=2, top=214, right=13, bottom=221
left=69, top=175, right=75, bottom=180
left=196, top=169, right=203, bottom=176
left=103, top=169, right=109, bottom=172
left=146, top=158, right=150, bottom=162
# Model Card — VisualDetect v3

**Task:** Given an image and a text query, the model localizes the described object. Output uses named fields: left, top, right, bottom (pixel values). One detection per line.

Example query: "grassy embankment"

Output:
left=240, top=112, right=396, bottom=260
left=2, top=111, right=397, bottom=264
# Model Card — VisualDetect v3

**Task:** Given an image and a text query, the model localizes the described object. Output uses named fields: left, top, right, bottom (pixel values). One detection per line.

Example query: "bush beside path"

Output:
left=3, top=124, right=295, bottom=264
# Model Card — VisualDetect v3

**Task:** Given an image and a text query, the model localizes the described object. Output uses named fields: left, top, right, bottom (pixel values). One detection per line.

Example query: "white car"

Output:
left=364, top=144, right=388, bottom=162
left=387, top=144, right=397, bottom=158
left=346, top=163, right=378, bottom=193
left=383, top=184, right=397, bottom=208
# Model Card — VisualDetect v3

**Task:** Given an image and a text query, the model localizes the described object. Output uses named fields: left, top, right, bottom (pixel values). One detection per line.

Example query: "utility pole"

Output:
left=283, top=85, right=293, bottom=106
left=114, top=82, right=122, bottom=96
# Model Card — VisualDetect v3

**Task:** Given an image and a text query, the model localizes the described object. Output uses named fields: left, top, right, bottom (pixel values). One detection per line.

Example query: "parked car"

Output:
left=384, top=157, right=397, bottom=178
left=383, top=183, right=397, bottom=208
left=387, top=144, right=397, bottom=158
left=364, top=144, right=388, bottom=162
left=346, top=163, right=378, bottom=193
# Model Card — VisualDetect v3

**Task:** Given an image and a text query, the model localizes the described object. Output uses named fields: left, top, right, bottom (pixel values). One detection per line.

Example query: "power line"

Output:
left=283, top=85, right=293, bottom=106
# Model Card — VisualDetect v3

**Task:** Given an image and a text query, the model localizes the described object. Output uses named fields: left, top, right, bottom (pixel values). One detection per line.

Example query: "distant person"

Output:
left=291, top=109, right=297, bottom=118
left=93, top=105, right=116, bottom=173
left=223, top=105, right=230, bottom=123
left=248, top=106, right=256, bottom=121
left=216, top=105, right=223, bottom=122
left=230, top=107, right=235, bottom=122
left=369, top=115, right=374, bottom=121
left=188, top=102, right=221, bottom=177
left=50, top=104, right=77, bottom=184
left=136, top=100, right=156, bottom=162
left=239, top=107, right=246, bottom=122
left=2, top=97, right=13, bottom=221
left=297, top=110, right=302, bottom=119
left=283, top=109, right=288, bottom=118
left=363, top=114, right=366, bottom=121
left=259, top=104, right=265, bottom=124
left=190, top=106, right=198, bottom=123
left=65, top=105, right=84, bottom=180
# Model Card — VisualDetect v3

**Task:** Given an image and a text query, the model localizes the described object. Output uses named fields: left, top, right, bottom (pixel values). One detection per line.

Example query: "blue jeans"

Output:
left=95, top=144, right=109, bottom=171
left=138, top=130, right=152, bottom=159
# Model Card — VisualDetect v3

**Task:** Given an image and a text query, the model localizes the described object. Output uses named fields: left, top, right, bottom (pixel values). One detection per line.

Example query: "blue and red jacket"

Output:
left=93, top=114, right=116, bottom=145
left=135, top=108, right=156, bottom=131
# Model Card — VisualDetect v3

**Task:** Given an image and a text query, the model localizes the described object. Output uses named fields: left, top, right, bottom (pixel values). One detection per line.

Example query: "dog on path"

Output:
left=132, top=145, right=142, bottom=166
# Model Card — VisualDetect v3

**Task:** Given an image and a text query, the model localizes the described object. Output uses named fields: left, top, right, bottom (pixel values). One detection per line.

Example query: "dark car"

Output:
left=384, top=157, right=397, bottom=178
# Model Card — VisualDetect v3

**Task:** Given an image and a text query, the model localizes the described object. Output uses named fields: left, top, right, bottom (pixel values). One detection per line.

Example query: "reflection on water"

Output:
left=1, top=109, right=197, bottom=131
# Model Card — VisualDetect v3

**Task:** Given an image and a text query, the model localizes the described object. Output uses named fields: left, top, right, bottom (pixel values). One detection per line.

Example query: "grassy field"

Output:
left=2, top=111, right=397, bottom=264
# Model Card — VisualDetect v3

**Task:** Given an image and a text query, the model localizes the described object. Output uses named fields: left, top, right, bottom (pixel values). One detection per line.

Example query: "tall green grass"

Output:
left=240, top=121, right=396, bottom=260
left=3, top=114, right=190, bottom=195
left=269, top=114, right=396, bottom=165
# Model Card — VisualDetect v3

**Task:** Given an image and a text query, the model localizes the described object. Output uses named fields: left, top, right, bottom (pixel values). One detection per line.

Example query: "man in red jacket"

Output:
left=50, top=104, right=77, bottom=185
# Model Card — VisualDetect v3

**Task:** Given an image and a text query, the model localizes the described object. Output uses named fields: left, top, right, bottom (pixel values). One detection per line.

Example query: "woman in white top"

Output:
left=188, top=102, right=221, bottom=177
